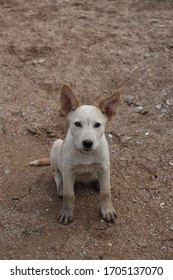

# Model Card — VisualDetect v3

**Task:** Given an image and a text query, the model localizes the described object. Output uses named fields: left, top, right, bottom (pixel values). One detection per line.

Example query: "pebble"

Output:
left=38, top=58, right=46, bottom=64
left=107, top=133, right=113, bottom=140
left=32, top=59, right=38, bottom=65
left=82, top=250, right=88, bottom=257
left=156, top=104, right=162, bottom=110
left=137, top=240, right=147, bottom=247
left=145, top=132, right=149, bottom=136
left=26, top=125, right=37, bottom=134
left=140, top=109, right=148, bottom=115
left=156, top=104, right=167, bottom=113
left=4, top=169, right=10, bottom=175
left=165, top=99, right=170, bottom=106
left=121, top=135, right=132, bottom=143
left=133, top=106, right=143, bottom=113
left=160, top=202, right=165, bottom=208
left=126, top=96, right=134, bottom=105
left=168, top=161, right=173, bottom=166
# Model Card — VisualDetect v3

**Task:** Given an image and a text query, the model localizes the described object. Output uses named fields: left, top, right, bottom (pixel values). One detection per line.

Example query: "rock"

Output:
left=107, top=133, right=113, bottom=140
left=32, top=60, right=38, bottom=65
left=133, top=106, right=143, bottom=113
left=121, top=135, right=132, bottom=143
left=145, top=132, right=149, bottom=136
left=26, top=124, right=38, bottom=134
left=126, top=96, right=134, bottom=105
left=156, top=104, right=167, bottom=113
left=38, top=58, right=46, bottom=64
left=160, top=202, right=165, bottom=208
left=140, top=109, right=148, bottom=115
left=156, top=104, right=162, bottom=110
left=4, top=169, right=10, bottom=175
left=165, top=99, right=170, bottom=106
left=168, top=161, right=173, bottom=166
left=82, top=250, right=88, bottom=257
left=137, top=240, right=147, bottom=247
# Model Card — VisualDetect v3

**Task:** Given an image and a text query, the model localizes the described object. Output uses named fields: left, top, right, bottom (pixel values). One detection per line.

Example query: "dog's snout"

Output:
left=82, top=139, right=93, bottom=150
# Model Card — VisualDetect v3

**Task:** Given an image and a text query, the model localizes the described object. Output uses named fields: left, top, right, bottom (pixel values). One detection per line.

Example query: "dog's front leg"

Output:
left=98, top=164, right=116, bottom=222
left=58, top=171, right=75, bottom=225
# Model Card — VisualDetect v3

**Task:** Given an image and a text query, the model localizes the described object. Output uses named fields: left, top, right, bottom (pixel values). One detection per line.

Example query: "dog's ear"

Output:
left=98, top=92, right=120, bottom=120
left=61, top=85, right=81, bottom=115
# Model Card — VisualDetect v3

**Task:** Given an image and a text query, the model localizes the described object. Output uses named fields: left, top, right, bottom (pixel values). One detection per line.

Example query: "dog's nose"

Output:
left=82, top=139, right=93, bottom=150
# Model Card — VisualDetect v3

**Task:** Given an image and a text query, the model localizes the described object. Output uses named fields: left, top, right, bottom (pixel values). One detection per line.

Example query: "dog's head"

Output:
left=61, top=85, right=120, bottom=153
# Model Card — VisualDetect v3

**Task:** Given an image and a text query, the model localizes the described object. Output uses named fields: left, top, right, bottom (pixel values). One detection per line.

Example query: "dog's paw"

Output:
left=58, top=208, right=73, bottom=225
left=101, top=206, right=117, bottom=223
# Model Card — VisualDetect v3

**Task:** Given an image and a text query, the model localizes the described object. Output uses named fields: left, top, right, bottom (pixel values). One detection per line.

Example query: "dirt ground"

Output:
left=0, top=0, right=173, bottom=260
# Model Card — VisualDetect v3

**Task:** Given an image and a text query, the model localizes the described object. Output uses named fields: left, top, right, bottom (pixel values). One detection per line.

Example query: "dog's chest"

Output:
left=72, top=161, right=102, bottom=183
left=72, top=154, right=103, bottom=175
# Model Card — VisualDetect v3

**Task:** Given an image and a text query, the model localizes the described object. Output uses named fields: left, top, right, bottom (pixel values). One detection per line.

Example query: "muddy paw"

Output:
left=58, top=208, right=73, bottom=225
left=101, top=206, right=117, bottom=223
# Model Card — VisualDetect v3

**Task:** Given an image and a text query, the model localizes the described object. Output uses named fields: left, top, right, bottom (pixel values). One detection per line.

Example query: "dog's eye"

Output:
left=94, top=122, right=101, bottom=128
left=74, top=121, right=82, bottom=127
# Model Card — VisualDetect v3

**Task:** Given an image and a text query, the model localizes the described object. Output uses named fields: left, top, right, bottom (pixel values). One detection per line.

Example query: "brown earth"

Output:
left=0, top=0, right=173, bottom=260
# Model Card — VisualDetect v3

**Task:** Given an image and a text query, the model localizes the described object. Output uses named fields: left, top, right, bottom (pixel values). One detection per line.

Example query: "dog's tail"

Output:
left=29, top=158, right=50, bottom=166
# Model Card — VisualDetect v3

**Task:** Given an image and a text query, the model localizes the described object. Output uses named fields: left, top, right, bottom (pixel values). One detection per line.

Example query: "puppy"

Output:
left=30, top=85, right=120, bottom=224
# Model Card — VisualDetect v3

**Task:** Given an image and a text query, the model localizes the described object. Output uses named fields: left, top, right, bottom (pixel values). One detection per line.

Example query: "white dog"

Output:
left=30, top=85, right=120, bottom=224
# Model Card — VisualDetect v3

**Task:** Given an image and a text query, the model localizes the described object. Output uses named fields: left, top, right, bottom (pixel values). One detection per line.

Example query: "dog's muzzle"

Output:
left=82, top=139, right=93, bottom=151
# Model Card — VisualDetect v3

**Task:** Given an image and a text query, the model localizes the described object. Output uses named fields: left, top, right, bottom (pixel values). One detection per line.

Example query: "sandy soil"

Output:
left=0, top=0, right=173, bottom=259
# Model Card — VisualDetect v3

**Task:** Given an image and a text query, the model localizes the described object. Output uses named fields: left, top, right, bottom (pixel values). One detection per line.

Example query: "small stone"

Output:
left=156, top=104, right=167, bottom=113
left=32, top=60, right=38, bottom=64
left=82, top=250, right=88, bottom=256
left=133, top=106, right=143, bottom=113
left=26, top=125, right=37, bottom=134
left=145, top=132, right=149, bottom=136
left=140, top=109, right=148, bottom=115
left=107, top=133, right=113, bottom=140
left=165, top=99, right=170, bottom=106
left=137, top=240, right=147, bottom=247
left=126, top=96, right=134, bottom=105
left=108, top=242, right=112, bottom=247
left=120, top=157, right=126, bottom=161
left=124, top=136, right=132, bottom=141
left=160, top=202, right=165, bottom=208
left=38, top=58, right=45, bottom=64
left=170, top=226, right=173, bottom=231
left=121, top=135, right=132, bottom=143
left=168, top=161, right=173, bottom=166
left=4, top=169, right=10, bottom=175
left=156, top=104, right=162, bottom=110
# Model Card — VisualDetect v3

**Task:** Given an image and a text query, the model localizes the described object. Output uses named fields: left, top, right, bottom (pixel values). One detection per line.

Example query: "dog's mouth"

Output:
left=82, top=147, right=93, bottom=152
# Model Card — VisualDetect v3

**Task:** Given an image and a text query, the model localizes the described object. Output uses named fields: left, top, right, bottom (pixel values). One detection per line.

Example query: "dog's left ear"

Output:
left=98, top=92, right=120, bottom=120
left=61, top=85, right=81, bottom=116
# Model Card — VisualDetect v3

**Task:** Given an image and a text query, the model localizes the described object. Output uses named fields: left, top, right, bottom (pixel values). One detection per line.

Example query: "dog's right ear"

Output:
left=61, top=85, right=81, bottom=116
